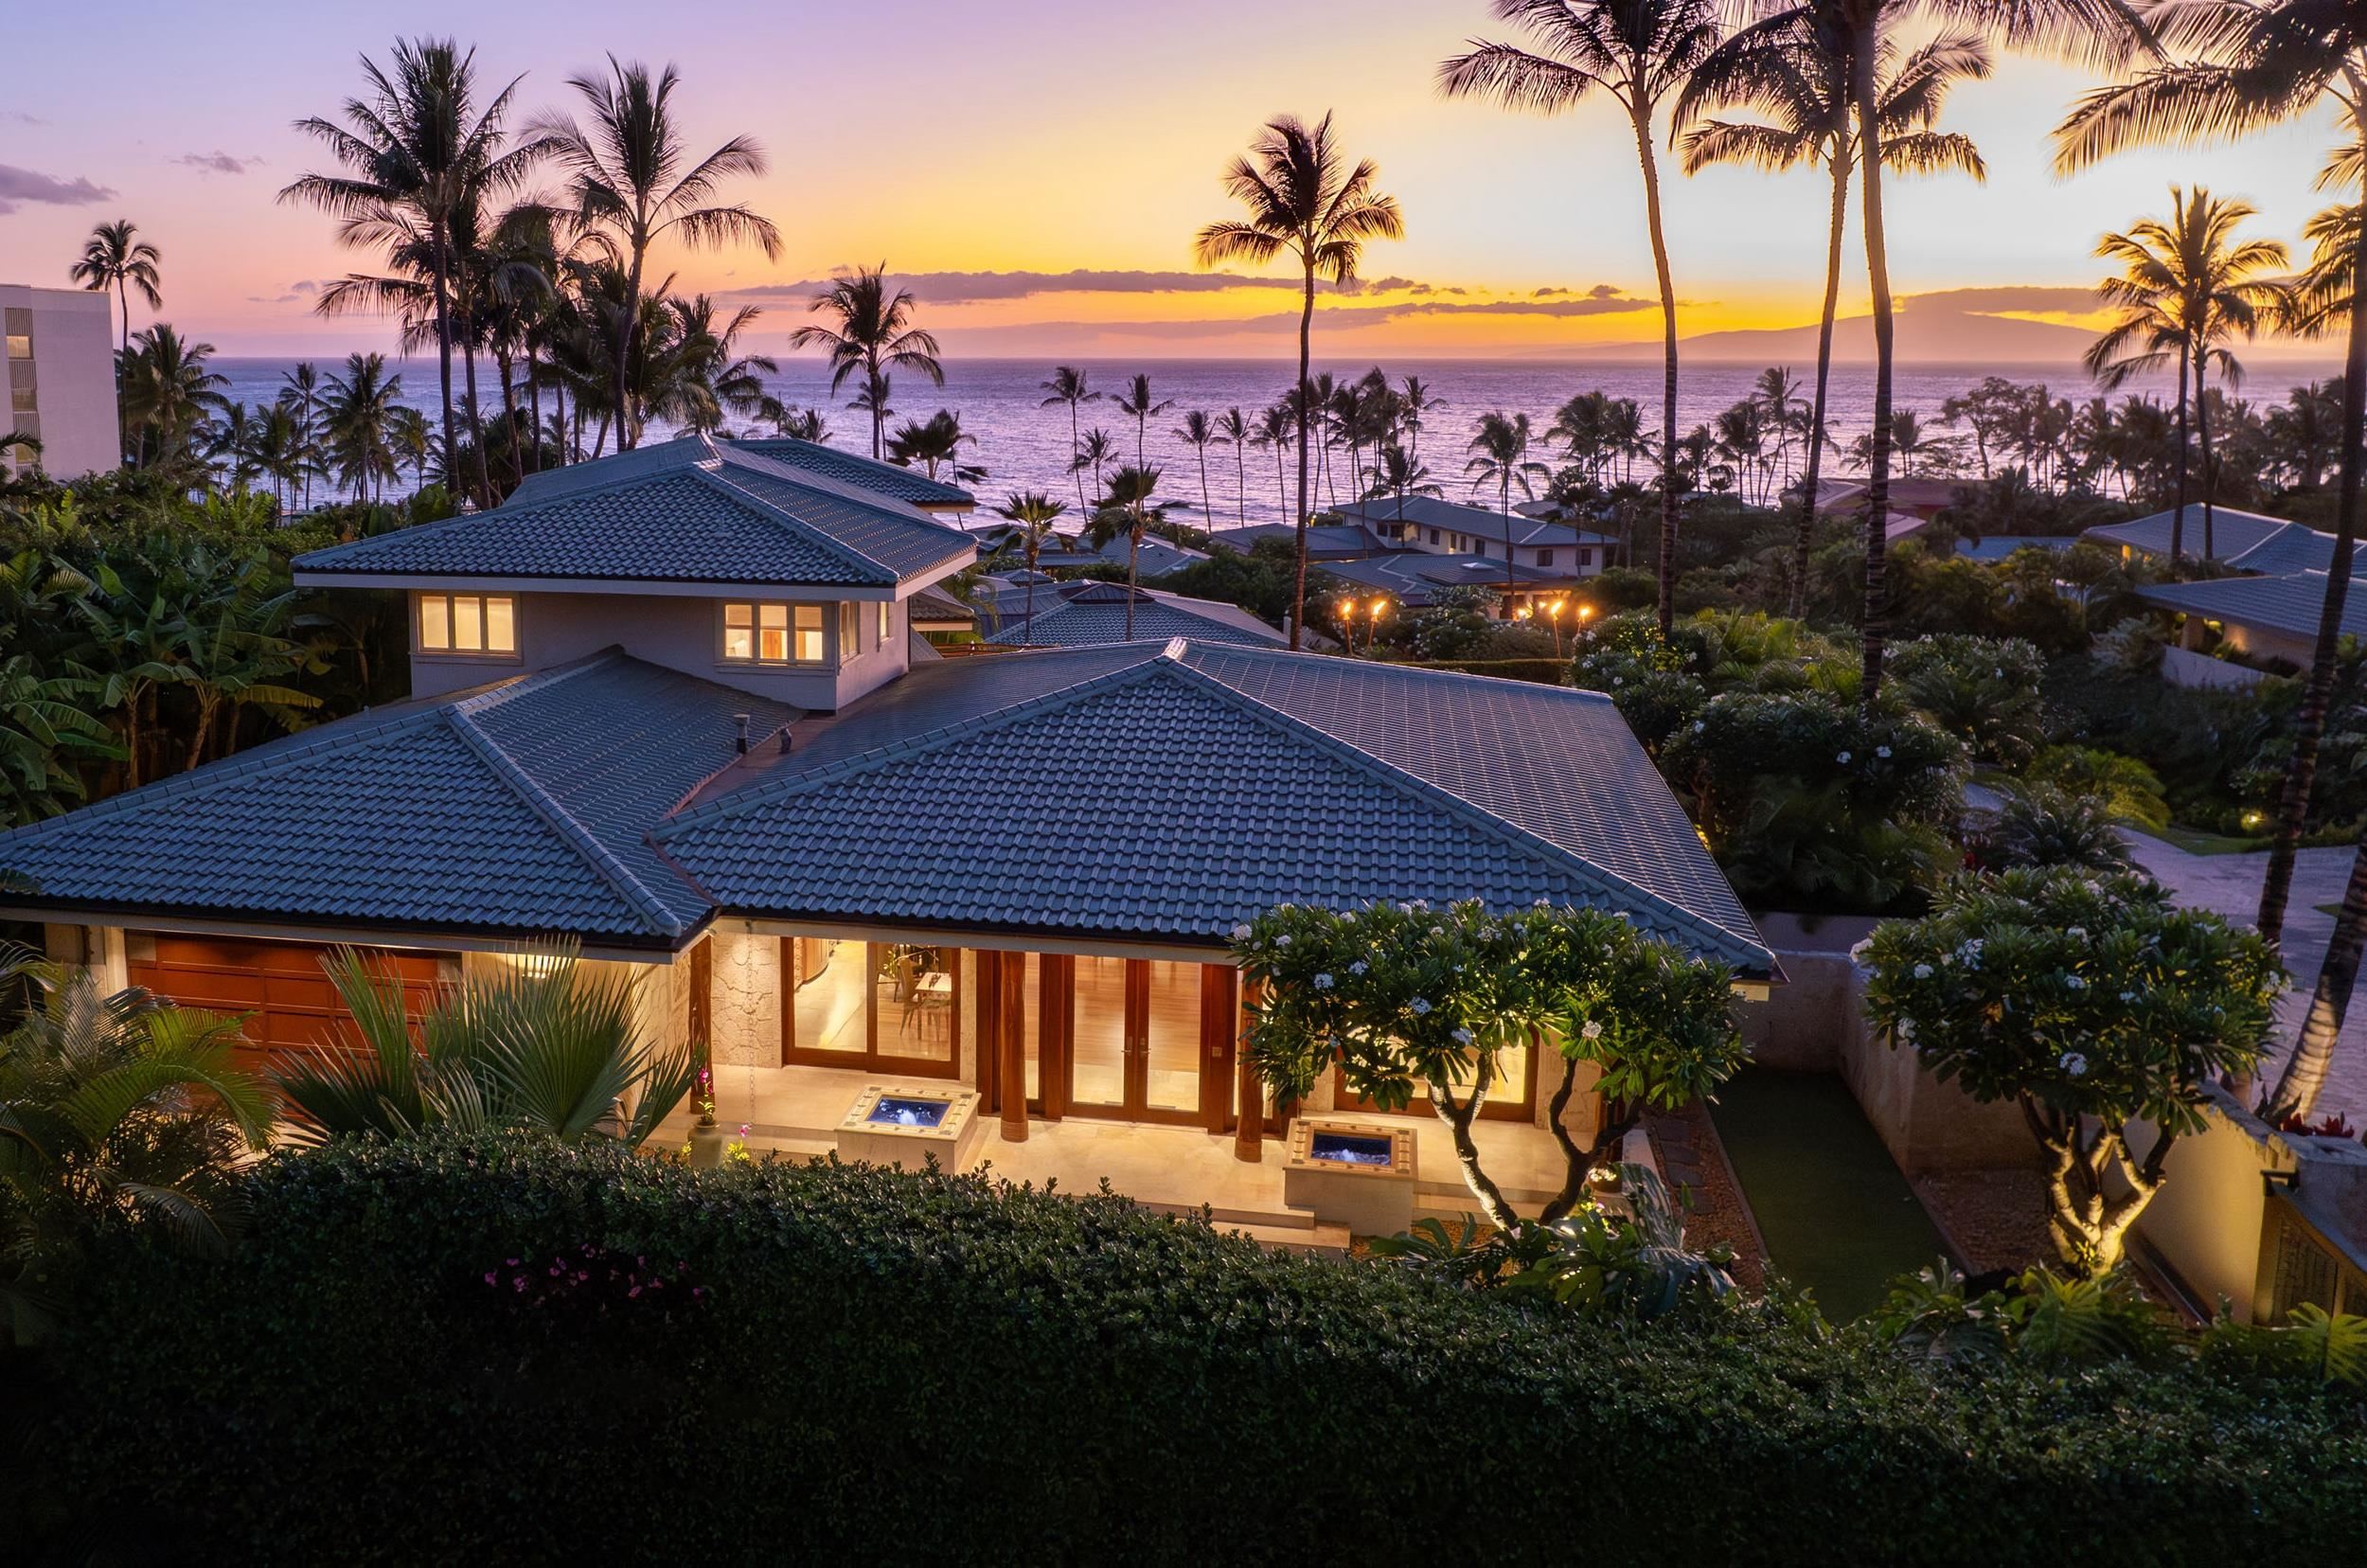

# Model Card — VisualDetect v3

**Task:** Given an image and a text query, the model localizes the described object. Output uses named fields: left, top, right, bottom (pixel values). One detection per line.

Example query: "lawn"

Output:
left=1707, top=1068, right=1958, bottom=1322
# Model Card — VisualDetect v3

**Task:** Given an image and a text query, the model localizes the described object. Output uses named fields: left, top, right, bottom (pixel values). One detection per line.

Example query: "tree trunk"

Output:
left=1290, top=259, right=1314, bottom=650
left=1536, top=1051, right=1636, bottom=1224
left=1854, top=41, right=1895, bottom=709
left=498, top=348, right=523, bottom=490
left=617, top=229, right=645, bottom=453
left=2269, top=822, right=2367, bottom=1123
left=1428, top=1079, right=1519, bottom=1230
left=2257, top=196, right=2367, bottom=950
left=1633, top=104, right=1681, bottom=639
left=2169, top=351, right=2191, bottom=564
left=432, top=227, right=457, bottom=492
left=462, top=333, right=492, bottom=509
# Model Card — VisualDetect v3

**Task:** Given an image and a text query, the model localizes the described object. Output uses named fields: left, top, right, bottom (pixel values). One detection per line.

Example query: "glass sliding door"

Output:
left=780, top=937, right=960, bottom=1078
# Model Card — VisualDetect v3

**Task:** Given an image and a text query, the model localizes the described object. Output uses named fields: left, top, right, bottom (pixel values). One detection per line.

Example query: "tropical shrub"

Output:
left=1889, top=633, right=2048, bottom=766
left=1860, top=869, right=2282, bottom=1272
left=1974, top=783, right=2135, bottom=872
left=2022, top=743, right=2170, bottom=829
left=273, top=941, right=697, bottom=1149
left=0, top=957, right=271, bottom=1343
left=13, top=1134, right=2367, bottom=1566
left=1869, top=1259, right=2170, bottom=1369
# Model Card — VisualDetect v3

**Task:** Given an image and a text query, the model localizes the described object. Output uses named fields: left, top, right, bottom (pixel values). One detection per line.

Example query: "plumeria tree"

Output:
left=1861, top=868, right=2282, bottom=1274
left=1233, top=899, right=1744, bottom=1230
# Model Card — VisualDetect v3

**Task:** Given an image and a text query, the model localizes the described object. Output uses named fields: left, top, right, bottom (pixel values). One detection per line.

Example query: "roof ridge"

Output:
left=442, top=702, right=692, bottom=938
left=690, top=462, right=899, bottom=583
left=656, top=649, right=1172, bottom=836
left=296, top=452, right=724, bottom=572
left=1160, top=655, right=1770, bottom=969
left=1188, top=642, right=1617, bottom=704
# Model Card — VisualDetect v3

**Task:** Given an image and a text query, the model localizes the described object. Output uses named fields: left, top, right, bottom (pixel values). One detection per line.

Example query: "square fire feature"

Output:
left=1282, top=1116, right=1418, bottom=1237
left=835, top=1084, right=986, bottom=1173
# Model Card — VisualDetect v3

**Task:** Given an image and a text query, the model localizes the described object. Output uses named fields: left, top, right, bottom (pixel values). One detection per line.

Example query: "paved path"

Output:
left=2122, top=832, right=2365, bottom=1127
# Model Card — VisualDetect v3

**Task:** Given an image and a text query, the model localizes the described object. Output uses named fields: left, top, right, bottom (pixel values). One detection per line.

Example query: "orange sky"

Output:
left=0, top=1, right=2340, bottom=361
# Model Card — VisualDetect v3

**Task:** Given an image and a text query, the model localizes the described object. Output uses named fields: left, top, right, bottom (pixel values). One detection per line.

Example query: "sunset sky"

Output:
left=0, top=0, right=2340, bottom=362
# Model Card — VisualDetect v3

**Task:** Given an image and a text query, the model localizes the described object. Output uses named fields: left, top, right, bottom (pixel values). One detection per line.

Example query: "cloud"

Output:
left=0, top=112, right=43, bottom=127
left=1906, top=285, right=2101, bottom=316
left=247, top=280, right=328, bottom=306
left=0, top=163, right=115, bottom=215
left=173, top=151, right=263, bottom=175
left=730, top=268, right=1451, bottom=305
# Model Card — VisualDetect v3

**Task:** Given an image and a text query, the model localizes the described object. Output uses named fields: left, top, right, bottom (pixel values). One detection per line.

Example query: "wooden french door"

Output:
left=978, top=952, right=1240, bottom=1132
left=778, top=936, right=960, bottom=1078
left=1334, top=1025, right=1541, bottom=1123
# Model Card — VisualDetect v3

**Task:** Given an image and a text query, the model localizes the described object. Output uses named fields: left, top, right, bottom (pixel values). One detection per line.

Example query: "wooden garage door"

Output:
left=127, top=933, right=459, bottom=1068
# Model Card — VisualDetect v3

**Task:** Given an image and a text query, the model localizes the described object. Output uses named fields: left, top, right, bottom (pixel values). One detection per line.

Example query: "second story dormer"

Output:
left=293, top=434, right=977, bottom=711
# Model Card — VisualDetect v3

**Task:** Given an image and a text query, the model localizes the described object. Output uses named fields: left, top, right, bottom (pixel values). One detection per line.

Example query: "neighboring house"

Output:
left=2084, top=505, right=2326, bottom=572
left=2138, top=570, right=2367, bottom=678
left=977, top=578, right=1287, bottom=649
left=1337, top=497, right=1616, bottom=579
left=2, top=284, right=116, bottom=479
left=727, top=435, right=976, bottom=516
left=1815, top=474, right=1966, bottom=522
left=972, top=524, right=1209, bottom=579
left=908, top=585, right=980, bottom=644
left=1320, top=550, right=1592, bottom=617
left=1, top=431, right=1769, bottom=1227
left=1205, top=519, right=1394, bottom=562
left=1951, top=534, right=2068, bottom=563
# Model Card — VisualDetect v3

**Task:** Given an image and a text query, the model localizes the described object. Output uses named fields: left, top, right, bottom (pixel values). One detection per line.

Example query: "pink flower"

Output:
left=483, top=1272, right=496, bottom=1286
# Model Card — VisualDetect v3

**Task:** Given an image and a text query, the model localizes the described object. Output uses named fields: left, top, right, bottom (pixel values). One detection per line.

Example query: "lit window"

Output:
left=9, top=386, right=34, bottom=414
left=722, top=601, right=828, bottom=665
left=839, top=603, right=858, bottom=660
left=877, top=601, right=891, bottom=644
left=418, top=593, right=517, bottom=655
left=4, top=334, right=28, bottom=361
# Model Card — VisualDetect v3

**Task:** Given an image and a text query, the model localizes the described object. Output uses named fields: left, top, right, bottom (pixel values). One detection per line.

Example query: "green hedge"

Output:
left=10, top=1134, right=2365, bottom=1565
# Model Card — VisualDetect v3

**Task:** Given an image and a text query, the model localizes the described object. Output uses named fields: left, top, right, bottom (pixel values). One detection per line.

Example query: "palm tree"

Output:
left=1254, top=401, right=1296, bottom=521
left=1443, top=0, right=1722, bottom=637
left=1096, top=465, right=1166, bottom=639
left=1114, top=374, right=1175, bottom=472
left=1040, top=366, right=1102, bottom=511
left=650, top=294, right=777, bottom=437
left=277, top=361, right=325, bottom=510
left=994, top=490, right=1068, bottom=643
left=1466, top=411, right=1550, bottom=615
left=1679, top=26, right=1989, bottom=615
left=323, top=351, right=403, bottom=504
left=791, top=265, right=943, bottom=460
left=118, top=325, right=229, bottom=474
left=1071, top=427, right=1119, bottom=510
left=886, top=409, right=985, bottom=484
left=67, top=219, right=163, bottom=451
left=283, top=39, right=549, bottom=492
left=532, top=56, right=780, bottom=451
left=1212, top=406, right=1253, bottom=526
left=1369, top=442, right=1443, bottom=532
left=2085, top=187, right=2287, bottom=563
left=1195, top=111, right=1404, bottom=649
left=1174, top=409, right=1220, bottom=528
left=0, top=955, right=272, bottom=1344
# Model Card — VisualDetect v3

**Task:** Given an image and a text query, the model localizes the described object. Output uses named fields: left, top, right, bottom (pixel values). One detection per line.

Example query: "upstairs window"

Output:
left=418, top=593, right=516, bottom=655
left=839, top=602, right=858, bottom=660
left=1537, top=549, right=1556, bottom=568
left=877, top=600, right=892, bottom=644
left=722, top=601, right=827, bottom=666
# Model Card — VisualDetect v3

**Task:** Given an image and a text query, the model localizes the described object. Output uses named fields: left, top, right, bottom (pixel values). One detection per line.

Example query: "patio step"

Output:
left=1136, top=1197, right=1318, bottom=1232
left=1214, top=1218, right=1353, bottom=1256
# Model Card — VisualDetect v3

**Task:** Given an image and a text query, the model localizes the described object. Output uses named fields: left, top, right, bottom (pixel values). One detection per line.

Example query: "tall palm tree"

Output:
left=886, top=409, right=985, bottom=484
left=1467, top=411, right=1550, bottom=615
left=1174, top=409, right=1220, bottom=528
left=323, top=351, right=403, bottom=504
left=2084, top=187, right=2287, bottom=563
left=118, top=325, right=229, bottom=475
left=1442, top=0, right=1722, bottom=637
left=1040, top=366, right=1102, bottom=510
left=1195, top=111, right=1404, bottom=649
left=1071, top=427, right=1119, bottom=510
left=1679, top=26, right=1989, bottom=615
left=994, top=490, right=1068, bottom=643
left=532, top=56, right=780, bottom=451
left=1213, top=406, right=1253, bottom=526
left=284, top=39, right=549, bottom=491
left=1096, top=465, right=1166, bottom=640
left=67, top=219, right=163, bottom=452
left=1114, top=374, right=1175, bottom=472
left=790, top=265, right=943, bottom=460
left=1254, top=401, right=1296, bottom=520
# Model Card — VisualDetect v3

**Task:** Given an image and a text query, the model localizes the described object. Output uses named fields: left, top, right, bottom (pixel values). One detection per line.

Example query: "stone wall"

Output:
left=707, top=929, right=780, bottom=1066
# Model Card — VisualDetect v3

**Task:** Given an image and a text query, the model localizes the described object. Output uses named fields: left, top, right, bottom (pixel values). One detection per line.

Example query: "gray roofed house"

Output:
left=3, top=430, right=1770, bottom=1210
left=1205, top=520, right=1395, bottom=561
left=726, top=435, right=976, bottom=511
left=973, top=525, right=1208, bottom=578
left=1320, top=550, right=1589, bottom=611
left=2084, top=505, right=2324, bottom=571
left=2139, top=569, right=2367, bottom=678
left=977, top=579, right=1286, bottom=648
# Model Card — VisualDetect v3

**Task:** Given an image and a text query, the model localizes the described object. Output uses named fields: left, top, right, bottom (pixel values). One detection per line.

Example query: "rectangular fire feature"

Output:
left=1283, top=1116, right=1418, bottom=1238
left=836, top=1084, right=985, bottom=1173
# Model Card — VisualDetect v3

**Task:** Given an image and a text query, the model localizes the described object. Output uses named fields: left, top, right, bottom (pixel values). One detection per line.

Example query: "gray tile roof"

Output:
left=659, top=643, right=1768, bottom=971
left=0, top=651, right=798, bottom=945
left=2137, top=570, right=2367, bottom=642
left=980, top=580, right=1285, bottom=648
left=1207, top=521, right=1394, bottom=561
left=727, top=436, right=975, bottom=508
left=2084, top=506, right=2317, bottom=568
left=294, top=435, right=973, bottom=589
left=1320, top=553, right=1580, bottom=606
left=1340, top=497, right=1617, bottom=547
left=977, top=526, right=1207, bottom=578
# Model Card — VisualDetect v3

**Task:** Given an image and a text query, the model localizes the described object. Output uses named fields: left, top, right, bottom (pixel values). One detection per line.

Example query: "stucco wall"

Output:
left=3, top=285, right=116, bottom=479
left=2132, top=1091, right=2296, bottom=1321
left=408, top=589, right=910, bottom=710
left=707, top=928, right=780, bottom=1067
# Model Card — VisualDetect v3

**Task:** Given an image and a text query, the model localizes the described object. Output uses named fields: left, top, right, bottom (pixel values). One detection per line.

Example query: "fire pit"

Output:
left=1283, top=1116, right=1418, bottom=1237
left=836, top=1085, right=985, bottom=1173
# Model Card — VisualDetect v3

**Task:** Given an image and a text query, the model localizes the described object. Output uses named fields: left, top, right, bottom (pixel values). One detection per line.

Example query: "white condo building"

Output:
left=2, top=285, right=117, bottom=479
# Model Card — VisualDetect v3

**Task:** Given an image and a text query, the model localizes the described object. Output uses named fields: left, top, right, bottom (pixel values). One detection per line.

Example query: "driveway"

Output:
left=2122, top=832, right=2366, bottom=1128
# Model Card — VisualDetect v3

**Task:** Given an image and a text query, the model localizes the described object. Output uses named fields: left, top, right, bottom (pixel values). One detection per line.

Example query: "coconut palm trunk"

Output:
left=433, top=227, right=458, bottom=490
left=2169, top=350, right=2190, bottom=562
left=1293, top=260, right=1314, bottom=649
left=1854, top=37, right=1896, bottom=707
left=1634, top=102, right=1682, bottom=639
left=1794, top=138, right=1849, bottom=617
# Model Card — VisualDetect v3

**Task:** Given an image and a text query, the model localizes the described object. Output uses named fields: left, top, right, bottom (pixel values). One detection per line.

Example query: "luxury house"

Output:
left=2084, top=506, right=2351, bottom=687
left=973, top=576, right=1289, bottom=649
left=2, top=432, right=1770, bottom=1236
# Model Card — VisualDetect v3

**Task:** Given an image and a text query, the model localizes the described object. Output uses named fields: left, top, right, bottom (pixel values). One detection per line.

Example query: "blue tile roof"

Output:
left=0, top=652, right=798, bottom=945
left=659, top=643, right=1768, bottom=971
left=980, top=580, right=1285, bottom=648
left=2138, top=570, right=2367, bottom=641
left=727, top=436, right=975, bottom=508
left=294, top=436, right=973, bottom=589
left=2084, top=507, right=2321, bottom=569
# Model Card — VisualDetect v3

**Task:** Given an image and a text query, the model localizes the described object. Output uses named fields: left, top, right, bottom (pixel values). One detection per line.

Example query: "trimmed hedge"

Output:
left=10, top=1133, right=2366, bottom=1565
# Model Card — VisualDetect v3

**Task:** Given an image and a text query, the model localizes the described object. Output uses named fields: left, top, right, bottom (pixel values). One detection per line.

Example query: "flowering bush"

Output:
left=1888, top=633, right=2048, bottom=767
left=1860, top=868, right=2282, bottom=1273
left=484, top=1243, right=708, bottom=1321
left=1233, top=900, right=1743, bottom=1227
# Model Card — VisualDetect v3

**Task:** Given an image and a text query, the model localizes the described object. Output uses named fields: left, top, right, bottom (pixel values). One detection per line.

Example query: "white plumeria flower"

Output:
left=1913, top=963, right=1934, bottom=980
left=1580, top=1020, right=1604, bottom=1041
left=2064, top=974, right=2088, bottom=990
left=1313, top=972, right=1334, bottom=990
left=1348, top=960, right=1367, bottom=975
left=2060, top=1051, right=2089, bottom=1077
left=1876, top=745, right=1892, bottom=759
left=1230, top=923, right=1252, bottom=942
left=1693, top=721, right=1706, bottom=733
left=1411, top=998, right=1433, bottom=1016
left=1836, top=750, right=1853, bottom=765
left=2066, top=926, right=2087, bottom=939
left=1273, top=935, right=1290, bottom=948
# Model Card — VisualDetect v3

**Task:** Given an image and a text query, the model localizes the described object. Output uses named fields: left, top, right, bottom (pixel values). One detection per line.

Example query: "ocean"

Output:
left=212, top=354, right=2180, bottom=526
